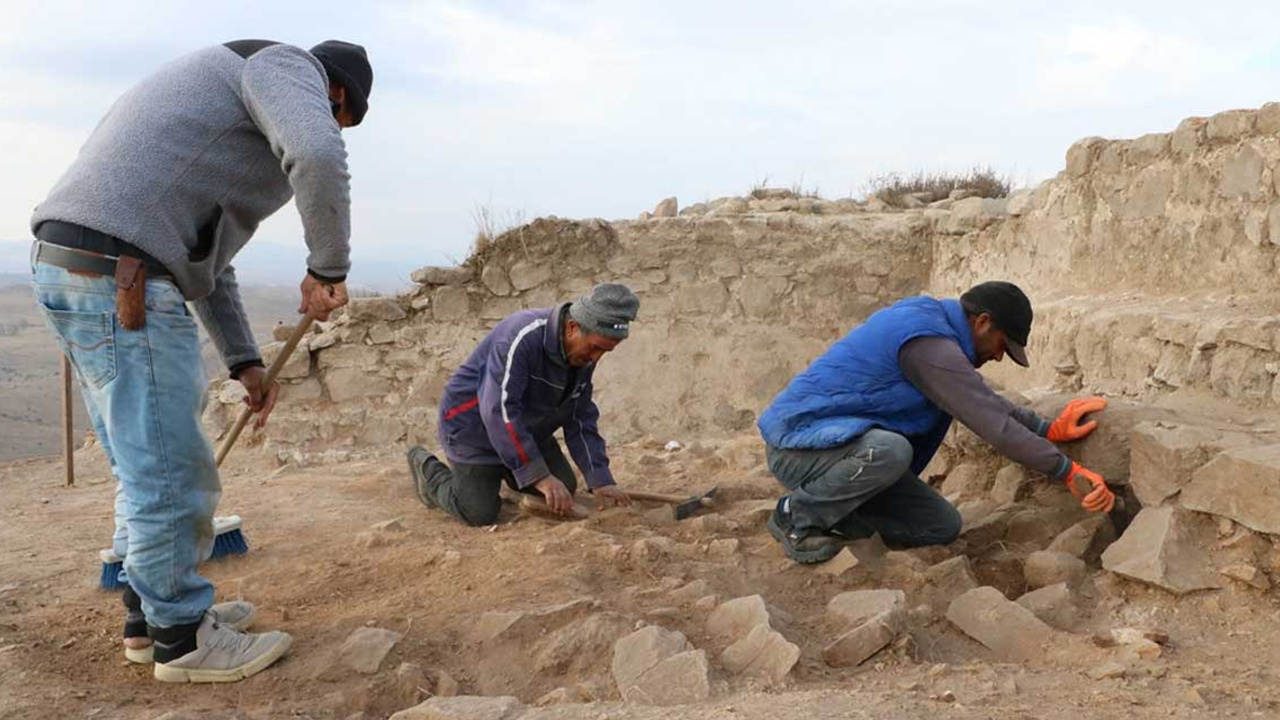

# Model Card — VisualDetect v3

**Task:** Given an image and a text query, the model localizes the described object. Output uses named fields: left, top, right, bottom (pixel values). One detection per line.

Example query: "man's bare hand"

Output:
left=593, top=485, right=632, bottom=507
left=238, top=366, right=280, bottom=430
left=535, top=476, right=574, bottom=516
left=299, top=274, right=349, bottom=321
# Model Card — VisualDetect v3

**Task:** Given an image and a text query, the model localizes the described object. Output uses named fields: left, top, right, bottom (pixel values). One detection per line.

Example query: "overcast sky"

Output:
left=4, top=0, right=1280, bottom=288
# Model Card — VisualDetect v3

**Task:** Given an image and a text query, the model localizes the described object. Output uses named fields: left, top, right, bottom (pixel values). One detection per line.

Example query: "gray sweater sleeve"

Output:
left=191, top=265, right=261, bottom=372
left=240, top=44, right=352, bottom=281
left=899, top=337, right=1071, bottom=480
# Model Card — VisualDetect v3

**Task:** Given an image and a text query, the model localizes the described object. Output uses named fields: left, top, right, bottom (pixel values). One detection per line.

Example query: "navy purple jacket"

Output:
left=437, top=303, right=616, bottom=489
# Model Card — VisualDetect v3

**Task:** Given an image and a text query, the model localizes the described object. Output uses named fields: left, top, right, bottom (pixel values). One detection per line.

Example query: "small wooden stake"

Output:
left=62, top=353, right=74, bottom=487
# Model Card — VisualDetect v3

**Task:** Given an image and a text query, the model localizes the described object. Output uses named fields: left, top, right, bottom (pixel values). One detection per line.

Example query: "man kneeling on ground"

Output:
left=757, top=281, right=1115, bottom=564
left=407, top=283, right=638, bottom=523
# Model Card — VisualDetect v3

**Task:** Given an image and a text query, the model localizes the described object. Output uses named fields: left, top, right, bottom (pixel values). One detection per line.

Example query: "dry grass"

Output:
left=865, top=167, right=1012, bottom=207
left=469, top=204, right=527, bottom=263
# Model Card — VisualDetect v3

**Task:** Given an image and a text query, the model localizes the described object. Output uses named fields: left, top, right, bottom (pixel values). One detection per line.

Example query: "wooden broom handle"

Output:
left=215, top=314, right=315, bottom=468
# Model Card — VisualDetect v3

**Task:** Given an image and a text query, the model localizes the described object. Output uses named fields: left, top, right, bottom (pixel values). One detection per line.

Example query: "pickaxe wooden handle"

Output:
left=623, top=489, right=713, bottom=506
left=214, top=314, right=315, bottom=468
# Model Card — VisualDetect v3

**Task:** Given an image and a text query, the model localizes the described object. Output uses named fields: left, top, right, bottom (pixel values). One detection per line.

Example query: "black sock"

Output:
left=148, top=617, right=203, bottom=663
left=122, top=586, right=147, bottom=639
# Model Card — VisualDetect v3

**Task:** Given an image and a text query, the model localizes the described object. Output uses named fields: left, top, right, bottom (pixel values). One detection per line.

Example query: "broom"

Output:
left=99, top=515, right=251, bottom=590
left=98, top=315, right=315, bottom=589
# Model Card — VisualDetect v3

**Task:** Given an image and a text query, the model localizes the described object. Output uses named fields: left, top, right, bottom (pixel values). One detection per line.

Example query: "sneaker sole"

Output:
left=124, top=607, right=257, bottom=665
left=766, top=514, right=841, bottom=565
left=153, top=633, right=292, bottom=683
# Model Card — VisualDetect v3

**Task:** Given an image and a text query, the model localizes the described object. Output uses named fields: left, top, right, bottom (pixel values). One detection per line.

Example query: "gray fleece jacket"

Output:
left=31, top=41, right=352, bottom=370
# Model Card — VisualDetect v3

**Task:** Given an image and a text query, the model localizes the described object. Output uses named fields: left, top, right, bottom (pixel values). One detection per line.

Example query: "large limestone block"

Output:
left=389, top=696, right=523, bottom=720
left=707, top=595, right=772, bottom=641
left=611, top=626, right=710, bottom=706
left=821, top=608, right=904, bottom=668
left=675, top=282, right=729, bottom=315
left=1030, top=396, right=1175, bottom=486
left=411, top=266, right=472, bottom=286
left=340, top=626, right=404, bottom=674
left=346, top=296, right=408, bottom=322
left=1207, top=108, right=1257, bottom=141
left=943, top=197, right=1008, bottom=234
left=1183, top=444, right=1280, bottom=534
left=1016, top=583, right=1078, bottom=631
left=652, top=197, right=679, bottom=217
left=1100, top=507, right=1220, bottom=595
left=1129, top=421, right=1226, bottom=506
left=1219, top=144, right=1266, bottom=200
left=261, top=341, right=310, bottom=380
left=509, top=260, right=552, bottom=292
left=946, top=586, right=1058, bottom=661
left=432, top=286, right=471, bottom=322
left=480, top=263, right=512, bottom=296
left=720, top=624, right=800, bottom=682
left=1023, top=550, right=1086, bottom=590
left=826, top=589, right=906, bottom=628
left=324, top=367, right=391, bottom=403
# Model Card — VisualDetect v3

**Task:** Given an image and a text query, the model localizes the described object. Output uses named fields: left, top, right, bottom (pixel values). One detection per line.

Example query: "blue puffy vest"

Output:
left=757, top=297, right=976, bottom=474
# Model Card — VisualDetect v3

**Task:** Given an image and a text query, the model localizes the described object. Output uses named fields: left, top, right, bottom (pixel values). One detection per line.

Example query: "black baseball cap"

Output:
left=960, top=281, right=1033, bottom=367
left=310, top=40, right=373, bottom=126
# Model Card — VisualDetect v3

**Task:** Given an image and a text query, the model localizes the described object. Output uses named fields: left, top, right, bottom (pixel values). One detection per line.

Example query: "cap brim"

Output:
left=1006, top=338, right=1029, bottom=367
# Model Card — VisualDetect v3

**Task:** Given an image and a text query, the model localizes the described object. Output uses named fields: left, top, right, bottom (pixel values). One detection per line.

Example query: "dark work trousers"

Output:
left=765, top=428, right=962, bottom=548
left=419, top=436, right=579, bottom=526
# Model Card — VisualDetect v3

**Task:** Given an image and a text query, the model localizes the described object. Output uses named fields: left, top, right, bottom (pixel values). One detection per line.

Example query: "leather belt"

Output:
left=33, top=241, right=174, bottom=281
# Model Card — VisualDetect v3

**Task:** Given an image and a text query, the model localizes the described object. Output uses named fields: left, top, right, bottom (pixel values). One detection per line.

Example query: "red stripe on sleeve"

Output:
left=505, top=421, right=530, bottom=464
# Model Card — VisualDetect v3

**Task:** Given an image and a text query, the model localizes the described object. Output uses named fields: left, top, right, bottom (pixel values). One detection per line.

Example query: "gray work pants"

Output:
left=766, top=428, right=962, bottom=548
left=419, top=436, right=579, bottom=527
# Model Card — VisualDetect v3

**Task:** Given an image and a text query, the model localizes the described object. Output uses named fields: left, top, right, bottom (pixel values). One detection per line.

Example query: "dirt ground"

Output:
left=3, top=437, right=1280, bottom=720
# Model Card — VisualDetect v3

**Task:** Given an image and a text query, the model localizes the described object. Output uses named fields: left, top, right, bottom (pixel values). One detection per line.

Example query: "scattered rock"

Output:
left=340, top=626, right=404, bottom=674
left=720, top=623, right=800, bottom=682
left=1129, top=421, right=1229, bottom=507
left=345, top=297, right=409, bottom=322
left=1101, top=507, right=1220, bottom=595
left=924, top=557, right=979, bottom=611
left=946, top=587, right=1058, bottom=662
left=395, top=663, right=431, bottom=705
left=509, top=260, right=553, bottom=292
left=389, top=696, right=523, bottom=720
left=373, top=518, right=407, bottom=533
left=1046, top=516, right=1114, bottom=562
left=669, top=579, right=711, bottom=603
left=707, top=538, right=740, bottom=557
left=816, top=548, right=860, bottom=577
left=826, top=589, right=906, bottom=628
left=821, top=609, right=904, bottom=667
left=991, top=465, right=1031, bottom=505
left=653, top=197, right=679, bottom=218
left=436, top=670, right=460, bottom=697
left=1221, top=562, right=1271, bottom=590
left=1183, top=444, right=1280, bottom=534
left=1016, top=583, right=1078, bottom=631
left=707, top=595, right=773, bottom=641
left=611, top=626, right=711, bottom=706
left=694, top=595, right=719, bottom=611
left=1088, top=662, right=1127, bottom=681
left=1023, top=550, right=1087, bottom=590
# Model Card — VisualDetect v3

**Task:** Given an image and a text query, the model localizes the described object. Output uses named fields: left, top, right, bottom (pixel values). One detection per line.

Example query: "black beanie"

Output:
left=310, top=40, right=373, bottom=126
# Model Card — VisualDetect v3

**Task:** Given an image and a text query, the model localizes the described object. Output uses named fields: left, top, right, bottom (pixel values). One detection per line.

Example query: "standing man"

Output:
left=407, top=284, right=639, bottom=524
left=757, top=281, right=1115, bottom=564
left=30, top=39, right=373, bottom=682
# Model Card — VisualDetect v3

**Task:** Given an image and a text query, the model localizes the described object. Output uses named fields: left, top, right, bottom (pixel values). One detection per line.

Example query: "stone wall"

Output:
left=215, top=103, right=1280, bottom=460
left=933, top=103, right=1280, bottom=405
left=212, top=214, right=935, bottom=460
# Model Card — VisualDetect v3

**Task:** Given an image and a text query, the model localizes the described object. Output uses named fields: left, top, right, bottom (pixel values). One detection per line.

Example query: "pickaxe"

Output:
left=624, top=487, right=718, bottom=521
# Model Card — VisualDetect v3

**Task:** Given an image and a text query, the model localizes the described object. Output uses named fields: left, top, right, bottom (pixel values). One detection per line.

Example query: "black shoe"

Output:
left=766, top=500, right=841, bottom=564
left=406, top=445, right=440, bottom=510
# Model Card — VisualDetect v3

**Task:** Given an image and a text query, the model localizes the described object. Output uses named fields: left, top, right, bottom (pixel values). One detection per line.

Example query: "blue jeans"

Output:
left=766, top=429, right=962, bottom=548
left=32, top=255, right=219, bottom=627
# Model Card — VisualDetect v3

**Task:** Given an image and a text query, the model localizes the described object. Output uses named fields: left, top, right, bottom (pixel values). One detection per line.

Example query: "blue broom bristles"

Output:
left=210, top=515, right=250, bottom=559
left=98, top=515, right=249, bottom=590
left=99, top=549, right=125, bottom=591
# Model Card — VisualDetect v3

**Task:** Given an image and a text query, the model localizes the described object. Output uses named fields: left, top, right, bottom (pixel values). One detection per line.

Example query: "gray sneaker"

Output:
left=152, top=613, right=291, bottom=683
left=125, top=601, right=257, bottom=664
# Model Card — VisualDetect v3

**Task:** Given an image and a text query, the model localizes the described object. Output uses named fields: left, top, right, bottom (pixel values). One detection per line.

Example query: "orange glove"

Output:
left=1047, top=397, right=1108, bottom=442
left=1065, top=462, right=1115, bottom=513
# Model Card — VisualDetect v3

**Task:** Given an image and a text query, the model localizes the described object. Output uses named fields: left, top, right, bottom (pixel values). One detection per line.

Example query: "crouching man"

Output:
left=757, top=281, right=1115, bottom=564
left=407, top=283, right=639, bottom=523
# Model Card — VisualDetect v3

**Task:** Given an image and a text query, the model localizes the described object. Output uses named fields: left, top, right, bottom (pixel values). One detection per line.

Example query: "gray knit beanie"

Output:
left=569, top=283, right=640, bottom=340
